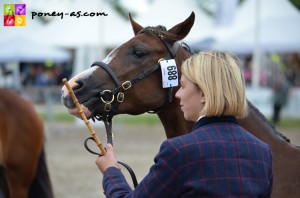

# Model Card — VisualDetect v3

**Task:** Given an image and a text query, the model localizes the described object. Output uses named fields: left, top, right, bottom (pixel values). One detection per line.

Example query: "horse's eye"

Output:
left=133, top=49, right=146, bottom=59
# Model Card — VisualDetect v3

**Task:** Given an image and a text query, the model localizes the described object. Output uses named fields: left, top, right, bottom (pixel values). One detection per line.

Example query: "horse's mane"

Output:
left=248, top=101, right=290, bottom=143
left=180, top=42, right=195, bottom=55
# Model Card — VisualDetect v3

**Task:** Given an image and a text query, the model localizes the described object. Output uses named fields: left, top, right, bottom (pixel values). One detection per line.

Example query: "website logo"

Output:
left=3, top=4, right=26, bottom=26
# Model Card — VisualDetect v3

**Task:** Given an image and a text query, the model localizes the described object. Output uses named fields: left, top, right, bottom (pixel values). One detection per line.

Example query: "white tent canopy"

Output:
left=0, top=36, right=71, bottom=63
left=31, top=0, right=214, bottom=49
left=214, top=17, right=300, bottom=54
left=28, top=0, right=214, bottom=76
left=208, top=0, right=300, bottom=89
left=135, top=0, right=214, bottom=44
left=30, top=0, right=134, bottom=48
left=211, top=0, right=300, bottom=54
left=27, top=0, right=136, bottom=76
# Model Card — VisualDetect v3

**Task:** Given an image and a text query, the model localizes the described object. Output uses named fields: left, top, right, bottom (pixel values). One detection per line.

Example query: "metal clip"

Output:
left=117, top=92, right=125, bottom=103
left=104, top=103, right=112, bottom=112
left=100, top=90, right=115, bottom=104
left=122, top=81, right=132, bottom=90
left=158, top=58, right=164, bottom=63
left=158, top=33, right=164, bottom=40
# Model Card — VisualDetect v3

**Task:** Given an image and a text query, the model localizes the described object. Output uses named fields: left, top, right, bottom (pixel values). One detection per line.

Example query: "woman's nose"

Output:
left=175, top=89, right=180, bottom=99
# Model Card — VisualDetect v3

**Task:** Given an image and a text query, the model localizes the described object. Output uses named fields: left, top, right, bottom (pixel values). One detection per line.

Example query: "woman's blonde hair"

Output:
left=181, top=50, right=248, bottom=118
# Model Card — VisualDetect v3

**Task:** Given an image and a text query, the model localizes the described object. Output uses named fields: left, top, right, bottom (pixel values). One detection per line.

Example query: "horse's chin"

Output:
left=68, top=105, right=92, bottom=119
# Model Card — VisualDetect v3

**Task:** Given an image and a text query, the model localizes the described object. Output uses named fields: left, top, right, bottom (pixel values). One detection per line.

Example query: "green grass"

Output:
left=39, top=112, right=300, bottom=130
left=39, top=112, right=75, bottom=122
left=39, top=112, right=161, bottom=124
left=113, top=114, right=161, bottom=125
left=273, top=118, right=300, bottom=129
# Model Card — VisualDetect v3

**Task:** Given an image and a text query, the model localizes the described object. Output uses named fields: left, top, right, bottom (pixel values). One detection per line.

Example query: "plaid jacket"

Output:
left=102, top=116, right=273, bottom=197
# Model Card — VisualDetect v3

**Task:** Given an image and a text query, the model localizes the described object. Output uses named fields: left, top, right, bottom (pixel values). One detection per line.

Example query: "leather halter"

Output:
left=89, top=28, right=180, bottom=147
left=84, top=28, right=194, bottom=188
left=84, top=30, right=180, bottom=188
left=90, top=34, right=179, bottom=124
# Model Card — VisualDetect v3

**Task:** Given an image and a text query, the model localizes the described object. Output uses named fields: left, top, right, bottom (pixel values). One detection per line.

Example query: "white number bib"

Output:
left=159, top=59, right=179, bottom=88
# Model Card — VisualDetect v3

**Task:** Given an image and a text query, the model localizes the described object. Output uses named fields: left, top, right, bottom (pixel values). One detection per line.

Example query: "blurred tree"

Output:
left=109, top=0, right=300, bottom=20
left=196, top=0, right=244, bottom=16
left=290, top=0, right=300, bottom=10
left=108, top=0, right=137, bottom=20
left=197, top=0, right=300, bottom=16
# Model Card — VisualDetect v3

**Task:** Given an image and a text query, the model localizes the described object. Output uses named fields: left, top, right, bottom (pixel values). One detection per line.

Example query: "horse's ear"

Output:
left=168, top=12, right=195, bottom=40
left=129, top=13, right=143, bottom=35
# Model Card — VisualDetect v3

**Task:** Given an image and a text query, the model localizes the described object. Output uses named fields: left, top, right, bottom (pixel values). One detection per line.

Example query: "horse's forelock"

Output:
left=140, top=26, right=167, bottom=33
left=138, top=26, right=181, bottom=41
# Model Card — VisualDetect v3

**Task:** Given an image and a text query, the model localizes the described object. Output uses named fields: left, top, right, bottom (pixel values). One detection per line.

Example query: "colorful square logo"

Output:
left=15, top=15, right=26, bottom=26
left=3, top=4, right=26, bottom=26
left=15, top=4, right=26, bottom=15
left=4, top=4, right=14, bottom=15
left=4, top=15, right=14, bottom=26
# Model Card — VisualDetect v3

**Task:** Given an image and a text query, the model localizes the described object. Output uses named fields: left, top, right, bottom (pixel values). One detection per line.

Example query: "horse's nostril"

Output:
left=73, top=80, right=84, bottom=91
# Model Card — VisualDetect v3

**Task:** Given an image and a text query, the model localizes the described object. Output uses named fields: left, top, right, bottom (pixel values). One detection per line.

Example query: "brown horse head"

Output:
left=62, top=12, right=195, bottom=122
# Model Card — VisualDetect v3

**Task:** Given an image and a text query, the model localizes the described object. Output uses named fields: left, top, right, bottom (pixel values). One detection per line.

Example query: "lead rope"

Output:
left=63, top=78, right=138, bottom=188
left=103, top=118, right=113, bottom=145
left=102, top=118, right=138, bottom=188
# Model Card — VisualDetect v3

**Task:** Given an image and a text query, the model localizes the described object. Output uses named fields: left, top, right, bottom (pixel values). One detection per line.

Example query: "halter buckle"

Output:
left=117, top=92, right=125, bottom=103
left=122, top=81, right=132, bottom=90
left=158, top=58, right=165, bottom=63
left=104, top=103, right=112, bottom=112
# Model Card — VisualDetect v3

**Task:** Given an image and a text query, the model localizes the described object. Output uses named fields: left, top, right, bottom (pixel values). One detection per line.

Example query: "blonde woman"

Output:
left=96, top=50, right=273, bottom=197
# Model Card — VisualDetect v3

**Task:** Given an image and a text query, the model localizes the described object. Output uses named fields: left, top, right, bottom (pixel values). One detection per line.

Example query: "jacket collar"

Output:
left=192, top=116, right=238, bottom=130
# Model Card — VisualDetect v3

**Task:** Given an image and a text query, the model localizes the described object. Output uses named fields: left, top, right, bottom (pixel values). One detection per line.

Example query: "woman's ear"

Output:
left=200, top=91, right=206, bottom=104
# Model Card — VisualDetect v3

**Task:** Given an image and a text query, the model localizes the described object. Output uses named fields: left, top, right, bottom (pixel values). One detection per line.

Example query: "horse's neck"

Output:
left=156, top=46, right=194, bottom=139
left=237, top=101, right=289, bottom=146
left=157, top=98, right=194, bottom=139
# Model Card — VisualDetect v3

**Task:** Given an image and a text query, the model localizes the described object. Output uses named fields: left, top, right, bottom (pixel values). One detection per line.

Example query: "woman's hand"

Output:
left=95, top=144, right=119, bottom=173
